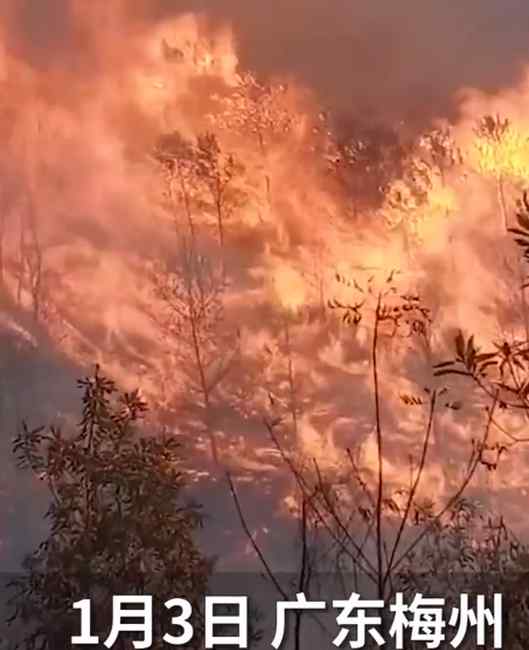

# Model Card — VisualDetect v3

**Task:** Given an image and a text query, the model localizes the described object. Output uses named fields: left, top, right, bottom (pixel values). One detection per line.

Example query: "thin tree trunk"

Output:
left=188, top=295, right=219, bottom=467
left=257, top=129, right=271, bottom=208
left=293, top=496, right=308, bottom=650
left=215, top=198, right=225, bottom=249
left=497, top=175, right=508, bottom=231
left=518, top=258, right=529, bottom=340
left=372, top=295, right=384, bottom=600
left=0, top=206, right=5, bottom=287
left=16, top=212, right=25, bottom=306
left=284, top=318, right=298, bottom=437
left=175, top=159, right=195, bottom=240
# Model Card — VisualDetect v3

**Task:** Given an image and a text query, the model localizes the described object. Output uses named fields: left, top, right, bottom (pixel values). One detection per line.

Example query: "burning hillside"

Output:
left=1, top=2, right=529, bottom=583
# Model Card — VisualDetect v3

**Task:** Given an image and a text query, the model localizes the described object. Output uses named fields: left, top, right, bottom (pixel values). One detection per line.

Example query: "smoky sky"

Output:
left=1, top=0, right=84, bottom=70
left=164, top=0, right=529, bottom=127
left=4, top=0, right=529, bottom=127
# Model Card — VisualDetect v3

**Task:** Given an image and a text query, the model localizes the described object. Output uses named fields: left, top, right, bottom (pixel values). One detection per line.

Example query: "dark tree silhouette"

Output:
left=7, top=367, right=211, bottom=649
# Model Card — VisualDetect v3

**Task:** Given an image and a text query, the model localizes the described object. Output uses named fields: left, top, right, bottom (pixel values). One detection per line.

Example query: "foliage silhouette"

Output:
left=7, top=366, right=211, bottom=649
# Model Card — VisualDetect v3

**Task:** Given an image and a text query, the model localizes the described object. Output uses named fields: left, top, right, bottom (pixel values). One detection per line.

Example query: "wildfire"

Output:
left=1, top=0, right=529, bottom=562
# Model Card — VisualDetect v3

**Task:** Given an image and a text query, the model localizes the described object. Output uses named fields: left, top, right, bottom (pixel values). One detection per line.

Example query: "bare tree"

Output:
left=195, top=132, right=244, bottom=249
left=155, top=131, right=245, bottom=252
left=12, top=195, right=45, bottom=322
left=152, top=237, right=238, bottom=467
left=154, top=131, right=200, bottom=240
left=23, top=197, right=44, bottom=322
left=258, top=270, right=513, bottom=619
left=262, top=314, right=302, bottom=442
left=214, top=72, right=295, bottom=207
left=227, top=472, right=324, bottom=650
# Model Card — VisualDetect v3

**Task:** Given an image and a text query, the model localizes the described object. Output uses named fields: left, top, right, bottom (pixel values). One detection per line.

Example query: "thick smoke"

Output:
left=3, top=1, right=529, bottom=127
left=149, top=0, right=529, bottom=127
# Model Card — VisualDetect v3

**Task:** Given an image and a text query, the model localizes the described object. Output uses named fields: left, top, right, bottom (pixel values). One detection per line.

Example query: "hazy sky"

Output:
left=3, top=0, right=529, bottom=127
left=182, top=0, right=529, bottom=127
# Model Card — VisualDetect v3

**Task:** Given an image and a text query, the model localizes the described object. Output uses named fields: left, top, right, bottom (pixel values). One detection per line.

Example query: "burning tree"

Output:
left=152, top=237, right=239, bottom=468
left=474, top=114, right=529, bottom=232
left=15, top=196, right=44, bottom=322
left=154, top=131, right=244, bottom=249
left=472, top=122, right=529, bottom=337
left=153, top=127, right=243, bottom=471
left=154, top=131, right=201, bottom=240
left=194, top=132, right=244, bottom=248
left=213, top=72, right=295, bottom=206
left=215, top=73, right=294, bottom=156
left=381, top=130, right=461, bottom=259
left=418, top=127, right=462, bottom=187
left=7, top=367, right=211, bottom=649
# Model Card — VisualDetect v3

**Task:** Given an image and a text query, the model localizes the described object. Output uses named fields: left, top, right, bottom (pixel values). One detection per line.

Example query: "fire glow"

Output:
left=2, top=2, right=529, bottom=564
